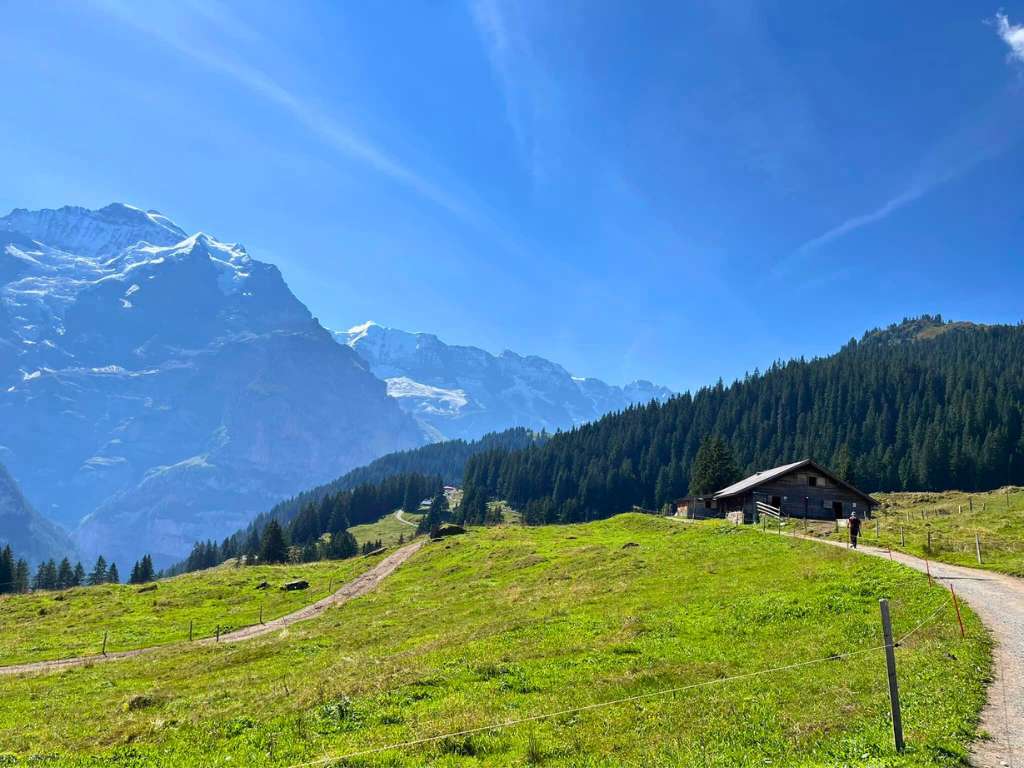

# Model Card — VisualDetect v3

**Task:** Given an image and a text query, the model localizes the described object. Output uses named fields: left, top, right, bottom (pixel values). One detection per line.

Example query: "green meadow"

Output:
left=0, top=557, right=375, bottom=665
left=806, top=486, right=1024, bottom=577
left=0, top=515, right=989, bottom=767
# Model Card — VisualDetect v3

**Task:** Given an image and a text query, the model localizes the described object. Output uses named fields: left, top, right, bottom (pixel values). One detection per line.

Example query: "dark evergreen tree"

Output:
left=56, top=558, right=74, bottom=589
left=107, top=562, right=120, bottom=584
left=259, top=520, right=289, bottom=564
left=88, top=556, right=108, bottom=586
left=14, top=559, right=30, bottom=593
left=72, top=562, right=85, bottom=587
left=689, top=437, right=740, bottom=495
left=0, top=545, right=13, bottom=595
left=417, top=492, right=449, bottom=534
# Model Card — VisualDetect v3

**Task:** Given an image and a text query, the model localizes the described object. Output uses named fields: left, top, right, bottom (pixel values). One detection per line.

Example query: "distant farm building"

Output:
left=675, top=459, right=878, bottom=523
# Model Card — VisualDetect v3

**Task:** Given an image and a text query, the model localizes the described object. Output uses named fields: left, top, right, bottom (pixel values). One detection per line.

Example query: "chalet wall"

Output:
left=748, top=469, right=871, bottom=521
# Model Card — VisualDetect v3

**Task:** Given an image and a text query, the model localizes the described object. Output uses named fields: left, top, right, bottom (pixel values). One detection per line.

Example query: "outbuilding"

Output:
left=676, top=459, right=878, bottom=523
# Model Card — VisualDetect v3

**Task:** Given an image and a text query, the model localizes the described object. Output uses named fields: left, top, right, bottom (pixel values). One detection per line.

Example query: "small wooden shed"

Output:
left=676, top=459, right=878, bottom=523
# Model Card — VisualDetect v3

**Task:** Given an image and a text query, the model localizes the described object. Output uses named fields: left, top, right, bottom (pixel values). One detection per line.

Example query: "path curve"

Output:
left=797, top=533, right=1021, bottom=768
left=394, top=510, right=418, bottom=527
left=0, top=539, right=427, bottom=678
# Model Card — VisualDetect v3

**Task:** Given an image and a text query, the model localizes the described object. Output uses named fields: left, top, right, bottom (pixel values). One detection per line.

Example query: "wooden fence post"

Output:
left=969, top=497, right=973, bottom=514
left=949, top=585, right=965, bottom=639
left=102, top=630, right=108, bottom=656
left=259, top=604, right=264, bottom=625
left=900, top=527, right=905, bottom=547
left=927, top=531, right=932, bottom=553
left=879, top=599, right=905, bottom=753
left=189, top=619, right=193, bottom=642
left=216, top=625, right=220, bottom=642
left=975, top=534, right=982, bottom=566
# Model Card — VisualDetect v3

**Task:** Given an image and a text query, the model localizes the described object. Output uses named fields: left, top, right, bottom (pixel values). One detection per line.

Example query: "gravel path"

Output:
left=798, top=533, right=1022, bottom=768
left=0, top=539, right=426, bottom=677
left=394, top=510, right=419, bottom=527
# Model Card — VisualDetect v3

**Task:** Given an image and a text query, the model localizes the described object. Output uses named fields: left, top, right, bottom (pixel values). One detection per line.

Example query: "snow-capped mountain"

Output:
left=0, top=204, right=425, bottom=567
left=338, top=321, right=673, bottom=440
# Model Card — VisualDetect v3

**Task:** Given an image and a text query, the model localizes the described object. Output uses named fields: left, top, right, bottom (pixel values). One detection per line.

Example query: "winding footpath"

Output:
left=800, top=534, right=1022, bottom=768
left=0, top=539, right=426, bottom=678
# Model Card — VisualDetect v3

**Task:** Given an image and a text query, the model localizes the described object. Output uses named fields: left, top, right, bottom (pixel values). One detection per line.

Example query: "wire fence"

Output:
left=280, top=601, right=955, bottom=768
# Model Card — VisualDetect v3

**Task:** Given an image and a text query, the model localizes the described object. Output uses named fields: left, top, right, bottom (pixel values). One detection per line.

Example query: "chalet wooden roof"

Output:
left=712, top=459, right=879, bottom=506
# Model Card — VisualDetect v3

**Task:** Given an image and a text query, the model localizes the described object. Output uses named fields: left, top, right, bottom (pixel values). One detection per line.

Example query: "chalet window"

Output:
left=704, top=498, right=712, bottom=509
left=807, top=476, right=818, bottom=487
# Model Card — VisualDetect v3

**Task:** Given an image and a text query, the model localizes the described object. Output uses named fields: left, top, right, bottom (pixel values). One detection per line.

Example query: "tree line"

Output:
left=168, top=472, right=444, bottom=574
left=242, top=427, right=541, bottom=538
left=0, top=545, right=157, bottom=594
left=458, top=317, right=1024, bottom=525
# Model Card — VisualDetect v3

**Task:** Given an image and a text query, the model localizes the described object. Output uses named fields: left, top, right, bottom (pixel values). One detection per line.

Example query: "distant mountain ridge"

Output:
left=0, top=462, right=73, bottom=564
left=338, top=321, right=673, bottom=440
left=0, top=204, right=425, bottom=567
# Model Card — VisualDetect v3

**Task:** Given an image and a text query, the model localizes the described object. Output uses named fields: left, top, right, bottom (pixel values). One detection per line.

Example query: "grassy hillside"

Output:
left=0, top=515, right=987, bottom=767
left=0, top=558, right=374, bottom=665
left=348, top=510, right=422, bottom=549
left=804, top=487, right=1024, bottom=577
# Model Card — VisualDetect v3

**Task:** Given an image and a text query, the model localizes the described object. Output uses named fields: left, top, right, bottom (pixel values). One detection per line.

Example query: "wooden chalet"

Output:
left=675, top=459, right=878, bottom=523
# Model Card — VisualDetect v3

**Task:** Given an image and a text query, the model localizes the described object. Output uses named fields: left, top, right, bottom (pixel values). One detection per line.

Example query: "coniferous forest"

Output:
left=168, top=472, right=443, bottom=575
left=458, top=318, right=1024, bottom=525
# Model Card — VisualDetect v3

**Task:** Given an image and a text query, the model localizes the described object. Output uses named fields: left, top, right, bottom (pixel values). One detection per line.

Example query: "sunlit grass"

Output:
left=0, top=515, right=989, bottom=767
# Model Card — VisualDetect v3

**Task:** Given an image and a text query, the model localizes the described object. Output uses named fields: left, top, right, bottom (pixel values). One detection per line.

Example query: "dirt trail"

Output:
left=0, top=539, right=426, bottom=678
left=798, top=533, right=1021, bottom=768
left=394, top=510, right=418, bottom=527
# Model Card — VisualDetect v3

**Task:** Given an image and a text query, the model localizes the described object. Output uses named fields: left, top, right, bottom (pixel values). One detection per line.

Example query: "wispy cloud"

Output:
left=788, top=14, right=1024, bottom=261
left=995, top=11, right=1024, bottom=62
left=469, top=0, right=556, bottom=182
left=90, top=0, right=473, bottom=221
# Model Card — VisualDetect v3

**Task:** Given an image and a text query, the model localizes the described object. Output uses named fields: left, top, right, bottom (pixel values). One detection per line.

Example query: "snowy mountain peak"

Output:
left=1, top=202, right=188, bottom=259
left=338, top=321, right=673, bottom=439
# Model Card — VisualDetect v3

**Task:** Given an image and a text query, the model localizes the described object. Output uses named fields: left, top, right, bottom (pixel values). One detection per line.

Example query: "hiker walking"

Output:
left=847, top=511, right=861, bottom=549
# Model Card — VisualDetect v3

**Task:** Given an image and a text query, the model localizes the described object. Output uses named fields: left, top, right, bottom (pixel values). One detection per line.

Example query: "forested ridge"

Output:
left=457, top=317, right=1024, bottom=525
left=169, top=428, right=542, bottom=574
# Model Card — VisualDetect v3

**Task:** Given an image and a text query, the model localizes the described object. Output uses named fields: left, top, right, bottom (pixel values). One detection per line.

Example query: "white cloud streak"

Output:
left=996, top=11, right=1024, bottom=62
left=91, top=0, right=473, bottom=221
left=789, top=15, right=1024, bottom=260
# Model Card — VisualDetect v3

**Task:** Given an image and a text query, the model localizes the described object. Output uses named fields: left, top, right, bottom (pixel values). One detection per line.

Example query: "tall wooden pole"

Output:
left=879, top=599, right=905, bottom=753
left=975, top=533, right=982, bottom=566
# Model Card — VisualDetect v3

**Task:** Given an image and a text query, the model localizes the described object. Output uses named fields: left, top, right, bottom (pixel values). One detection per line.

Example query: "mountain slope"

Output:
left=338, top=321, right=672, bottom=439
left=0, top=204, right=425, bottom=567
left=459, top=316, right=1024, bottom=524
left=0, top=463, right=73, bottom=564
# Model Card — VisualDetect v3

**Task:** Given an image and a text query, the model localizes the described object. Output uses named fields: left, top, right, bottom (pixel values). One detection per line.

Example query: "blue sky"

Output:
left=3, top=1, right=1024, bottom=392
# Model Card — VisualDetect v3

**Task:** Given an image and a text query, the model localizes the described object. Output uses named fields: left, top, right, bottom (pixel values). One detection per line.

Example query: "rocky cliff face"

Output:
left=0, top=462, right=73, bottom=565
left=0, top=204, right=425, bottom=567
left=339, top=322, right=673, bottom=440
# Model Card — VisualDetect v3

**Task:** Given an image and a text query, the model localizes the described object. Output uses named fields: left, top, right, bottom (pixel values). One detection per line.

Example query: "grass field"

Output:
left=803, top=486, right=1024, bottom=577
left=0, top=514, right=988, bottom=767
left=0, top=557, right=375, bottom=665
left=348, top=510, right=422, bottom=549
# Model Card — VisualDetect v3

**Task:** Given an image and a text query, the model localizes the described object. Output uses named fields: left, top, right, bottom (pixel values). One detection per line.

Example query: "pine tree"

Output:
left=417, top=492, right=449, bottom=534
left=107, top=562, right=120, bottom=584
left=72, top=562, right=85, bottom=587
left=129, top=560, right=142, bottom=585
left=0, top=545, right=13, bottom=595
left=141, top=554, right=154, bottom=582
left=56, top=558, right=74, bottom=589
left=689, top=437, right=740, bottom=495
left=14, top=559, right=30, bottom=593
left=259, top=520, right=289, bottom=564
left=88, top=556, right=108, bottom=586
